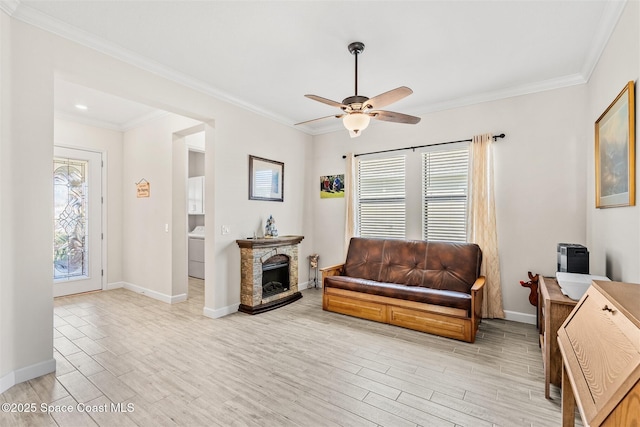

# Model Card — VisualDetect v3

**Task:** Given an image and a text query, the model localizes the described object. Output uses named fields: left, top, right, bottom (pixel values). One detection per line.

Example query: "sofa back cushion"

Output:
left=343, top=237, right=482, bottom=294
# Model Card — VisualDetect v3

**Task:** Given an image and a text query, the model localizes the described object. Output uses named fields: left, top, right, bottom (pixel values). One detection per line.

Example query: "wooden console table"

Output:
left=558, top=280, right=640, bottom=426
left=538, top=276, right=577, bottom=398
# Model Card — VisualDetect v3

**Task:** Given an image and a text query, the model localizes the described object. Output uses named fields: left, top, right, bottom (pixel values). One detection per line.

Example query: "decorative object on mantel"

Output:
left=135, top=178, right=150, bottom=198
left=595, top=80, right=635, bottom=208
left=295, top=41, right=421, bottom=138
left=249, top=155, right=284, bottom=202
left=520, top=271, right=539, bottom=307
left=320, top=174, right=344, bottom=198
left=264, top=215, right=278, bottom=238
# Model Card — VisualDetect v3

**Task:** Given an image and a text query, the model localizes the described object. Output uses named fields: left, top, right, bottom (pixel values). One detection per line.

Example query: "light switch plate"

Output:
left=221, top=225, right=230, bottom=235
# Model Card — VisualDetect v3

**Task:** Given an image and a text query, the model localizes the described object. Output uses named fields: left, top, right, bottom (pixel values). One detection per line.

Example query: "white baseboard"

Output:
left=0, top=371, right=15, bottom=394
left=299, top=280, right=322, bottom=290
left=105, top=281, right=125, bottom=290
left=1, top=358, right=56, bottom=394
left=122, top=282, right=187, bottom=304
left=203, top=304, right=238, bottom=319
left=503, top=310, right=537, bottom=325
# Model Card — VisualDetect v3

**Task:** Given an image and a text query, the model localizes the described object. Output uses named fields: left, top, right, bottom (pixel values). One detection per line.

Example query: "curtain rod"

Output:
left=341, top=133, right=506, bottom=159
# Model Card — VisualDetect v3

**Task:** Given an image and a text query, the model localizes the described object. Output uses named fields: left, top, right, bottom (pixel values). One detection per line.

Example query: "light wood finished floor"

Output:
left=1, top=278, right=579, bottom=427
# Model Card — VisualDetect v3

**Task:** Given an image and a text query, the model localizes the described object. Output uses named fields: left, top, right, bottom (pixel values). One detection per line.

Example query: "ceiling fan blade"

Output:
left=304, top=94, right=346, bottom=109
left=370, top=110, right=421, bottom=124
left=365, top=86, right=413, bottom=110
left=294, top=114, right=344, bottom=126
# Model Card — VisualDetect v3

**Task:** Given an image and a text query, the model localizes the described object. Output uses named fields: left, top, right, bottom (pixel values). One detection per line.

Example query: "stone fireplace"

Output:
left=236, top=235, right=303, bottom=314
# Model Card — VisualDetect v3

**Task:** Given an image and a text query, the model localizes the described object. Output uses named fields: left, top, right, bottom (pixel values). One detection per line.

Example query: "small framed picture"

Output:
left=249, top=155, right=284, bottom=202
left=320, top=174, right=345, bottom=198
left=595, top=81, right=635, bottom=208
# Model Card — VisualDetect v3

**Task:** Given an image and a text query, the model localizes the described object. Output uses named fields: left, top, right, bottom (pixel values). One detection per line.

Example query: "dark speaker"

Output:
left=557, top=243, right=589, bottom=274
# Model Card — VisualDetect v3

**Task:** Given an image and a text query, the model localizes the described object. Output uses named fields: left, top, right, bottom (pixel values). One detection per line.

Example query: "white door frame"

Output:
left=53, top=145, right=106, bottom=297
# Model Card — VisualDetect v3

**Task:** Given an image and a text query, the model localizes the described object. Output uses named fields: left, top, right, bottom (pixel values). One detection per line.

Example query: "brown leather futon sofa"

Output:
left=321, top=237, right=485, bottom=343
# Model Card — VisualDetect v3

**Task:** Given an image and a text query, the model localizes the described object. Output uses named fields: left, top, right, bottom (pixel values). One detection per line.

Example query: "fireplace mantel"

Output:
left=235, top=235, right=304, bottom=249
left=236, top=235, right=304, bottom=314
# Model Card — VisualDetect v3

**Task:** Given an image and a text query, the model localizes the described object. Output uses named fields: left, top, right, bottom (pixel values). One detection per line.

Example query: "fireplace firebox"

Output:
left=262, top=254, right=290, bottom=298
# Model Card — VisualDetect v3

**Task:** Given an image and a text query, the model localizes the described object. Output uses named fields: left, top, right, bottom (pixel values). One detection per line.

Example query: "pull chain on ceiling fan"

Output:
left=296, top=41, right=421, bottom=138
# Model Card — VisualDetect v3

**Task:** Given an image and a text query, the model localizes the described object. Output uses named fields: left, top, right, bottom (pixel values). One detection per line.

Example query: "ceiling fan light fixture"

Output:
left=297, top=41, right=420, bottom=131
left=343, top=112, right=370, bottom=136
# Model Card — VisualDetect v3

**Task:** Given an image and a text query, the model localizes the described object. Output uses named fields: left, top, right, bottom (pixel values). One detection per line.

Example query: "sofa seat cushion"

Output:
left=324, top=275, right=471, bottom=312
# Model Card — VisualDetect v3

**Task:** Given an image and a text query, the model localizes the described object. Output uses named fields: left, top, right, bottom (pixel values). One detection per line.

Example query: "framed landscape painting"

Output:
left=595, top=81, right=635, bottom=208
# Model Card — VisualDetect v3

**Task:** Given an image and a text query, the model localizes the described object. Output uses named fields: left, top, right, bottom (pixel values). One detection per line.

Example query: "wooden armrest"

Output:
left=471, top=276, right=486, bottom=293
left=470, top=276, right=485, bottom=327
left=320, top=263, right=345, bottom=276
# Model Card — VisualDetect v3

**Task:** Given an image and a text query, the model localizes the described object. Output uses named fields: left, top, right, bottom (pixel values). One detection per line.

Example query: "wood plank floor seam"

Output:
left=0, top=280, right=582, bottom=426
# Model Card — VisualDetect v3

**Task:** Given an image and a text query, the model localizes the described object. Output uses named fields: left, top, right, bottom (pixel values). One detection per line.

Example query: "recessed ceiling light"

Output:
left=75, top=104, right=88, bottom=110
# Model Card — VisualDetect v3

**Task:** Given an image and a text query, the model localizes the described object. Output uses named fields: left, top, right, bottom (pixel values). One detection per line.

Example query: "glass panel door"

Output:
left=53, top=147, right=102, bottom=297
left=53, top=158, right=89, bottom=280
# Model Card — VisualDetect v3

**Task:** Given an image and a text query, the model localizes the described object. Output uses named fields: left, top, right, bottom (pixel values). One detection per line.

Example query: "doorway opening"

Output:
left=187, top=132, right=206, bottom=304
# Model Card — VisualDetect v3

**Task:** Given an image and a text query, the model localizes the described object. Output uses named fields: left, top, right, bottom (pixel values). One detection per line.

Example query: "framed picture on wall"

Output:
left=320, top=174, right=345, bottom=198
left=595, top=81, right=635, bottom=208
left=249, top=155, right=284, bottom=202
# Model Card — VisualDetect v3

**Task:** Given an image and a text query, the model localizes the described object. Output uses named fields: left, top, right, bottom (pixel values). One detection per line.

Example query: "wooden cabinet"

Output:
left=538, top=276, right=577, bottom=398
left=558, top=280, right=640, bottom=427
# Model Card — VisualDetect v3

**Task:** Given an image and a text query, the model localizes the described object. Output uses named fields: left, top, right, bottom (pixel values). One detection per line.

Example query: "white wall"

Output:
left=312, top=84, right=589, bottom=321
left=0, top=9, right=12, bottom=389
left=586, top=0, right=640, bottom=282
left=0, top=16, right=312, bottom=391
left=54, top=118, right=124, bottom=286
left=207, top=105, right=314, bottom=316
left=0, top=14, right=56, bottom=390
left=122, top=114, right=201, bottom=299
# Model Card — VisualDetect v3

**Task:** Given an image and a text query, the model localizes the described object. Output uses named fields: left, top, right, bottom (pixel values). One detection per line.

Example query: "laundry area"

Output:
left=187, top=132, right=205, bottom=280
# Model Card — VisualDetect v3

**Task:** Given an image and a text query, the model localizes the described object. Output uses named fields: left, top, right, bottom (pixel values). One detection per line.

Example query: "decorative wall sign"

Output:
left=136, top=179, right=150, bottom=198
left=595, top=81, right=635, bottom=208
left=320, top=174, right=344, bottom=198
left=249, top=155, right=284, bottom=202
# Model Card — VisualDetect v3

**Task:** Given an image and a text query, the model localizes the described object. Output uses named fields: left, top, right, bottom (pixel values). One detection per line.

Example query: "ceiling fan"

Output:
left=296, top=41, right=421, bottom=138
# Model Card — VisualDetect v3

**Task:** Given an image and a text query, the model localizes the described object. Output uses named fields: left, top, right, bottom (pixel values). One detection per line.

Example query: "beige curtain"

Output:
left=344, top=153, right=357, bottom=255
left=469, top=134, right=505, bottom=318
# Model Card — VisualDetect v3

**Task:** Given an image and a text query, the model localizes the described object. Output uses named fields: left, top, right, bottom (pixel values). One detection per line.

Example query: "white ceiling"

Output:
left=7, top=0, right=627, bottom=134
left=54, top=79, right=166, bottom=131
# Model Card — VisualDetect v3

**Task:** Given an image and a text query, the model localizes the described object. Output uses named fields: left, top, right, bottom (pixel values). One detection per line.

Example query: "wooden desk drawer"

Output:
left=562, top=285, right=640, bottom=424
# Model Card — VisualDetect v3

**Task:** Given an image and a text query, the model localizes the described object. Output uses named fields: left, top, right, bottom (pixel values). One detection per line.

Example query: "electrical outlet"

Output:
left=221, top=225, right=230, bottom=235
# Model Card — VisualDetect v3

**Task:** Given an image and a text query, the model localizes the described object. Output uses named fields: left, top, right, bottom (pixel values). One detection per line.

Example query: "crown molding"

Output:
left=121, top=110, right=170, bottom=132
left=54, top=111, right=124, bottom=132
left=580, top=0, right=628, bottom=81
left=416, top=73, right=587, bottom=117
left=0, top=0, right=20, bottom=16
left=305, top=73, right=587, bottom=137
left=10, top=2, right=297, bottom=130
left=8, top=0, right=628, bottom=137
left=55, top=109, right=169, bottom=132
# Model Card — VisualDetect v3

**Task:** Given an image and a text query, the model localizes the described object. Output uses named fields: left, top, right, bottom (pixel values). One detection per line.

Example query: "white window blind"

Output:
left=422, top=147, right=469, bottom=242
left=357, top=155, right=406, bottom=239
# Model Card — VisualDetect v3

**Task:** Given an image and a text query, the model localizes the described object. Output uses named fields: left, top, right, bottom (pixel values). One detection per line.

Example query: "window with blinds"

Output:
left=357, top=155, right=406, bottom=239
left=422, top=147, right=469, bottom=242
